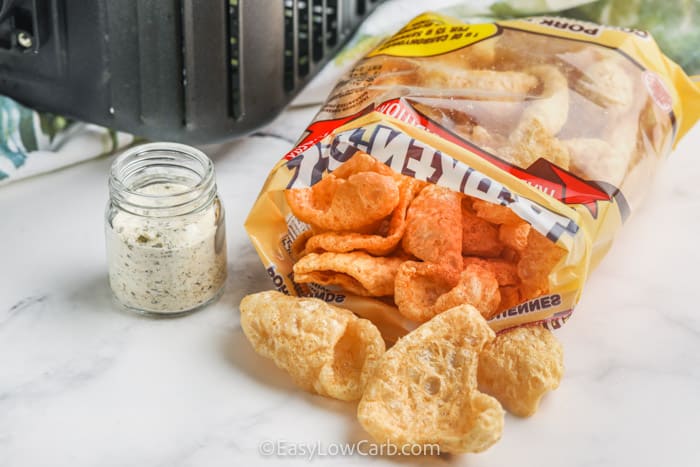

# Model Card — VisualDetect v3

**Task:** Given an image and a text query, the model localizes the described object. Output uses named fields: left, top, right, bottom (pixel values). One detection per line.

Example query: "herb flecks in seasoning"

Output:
left=106, top=183, right=227, bottom=314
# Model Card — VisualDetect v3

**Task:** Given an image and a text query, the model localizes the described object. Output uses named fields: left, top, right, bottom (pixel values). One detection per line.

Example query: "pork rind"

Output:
left=293, top=252, right=404, bottom=297
left=499, top=222, right=531, bottom=251
left=498, top=286, right=521, bottom=311
left=394, top=261, right=457, bottom=322
left=285, top=171, right=400, bottom=232
left=517, top=229, right=567, bottom=299
left=331, top=151, right=397, bottom=179
left=478, top=325, right=564, bottom=417
left=461, top=198, right=503, bottom=257
left=462, top=257, right=519, bottom=287
left=434, top=264, right=501, bottom=319
left=472, top=199, right=523, bottom=225
left=239, top=291, right=385, bottom=401
left=357, top=305, right=504, bottom=453
left=302, top=177, right=425, bottom=256
left=415, top=66, right=539, bottom=96
left=402, top=184, right=463, bottom=272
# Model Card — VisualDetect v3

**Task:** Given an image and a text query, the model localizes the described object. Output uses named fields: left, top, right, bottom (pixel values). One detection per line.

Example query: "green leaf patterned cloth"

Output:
left=0, top=96, right=133, bottom=186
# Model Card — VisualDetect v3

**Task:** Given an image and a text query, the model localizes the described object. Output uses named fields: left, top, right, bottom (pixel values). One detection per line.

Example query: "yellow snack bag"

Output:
left=245, top=13, right=700, bottom=334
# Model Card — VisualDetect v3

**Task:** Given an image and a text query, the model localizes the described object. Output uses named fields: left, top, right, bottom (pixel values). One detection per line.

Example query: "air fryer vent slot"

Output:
left=326, top=0, right=338, bottom=47
left=312, top=0, right=324, bottom=63
left=297, top=0, right=310, bottom=78
left=282, top=0, right=379, bottom=93
left=227, top=0, right=241, bottom=118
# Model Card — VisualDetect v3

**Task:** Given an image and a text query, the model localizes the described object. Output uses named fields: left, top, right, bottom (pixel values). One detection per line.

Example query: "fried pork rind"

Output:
left=478, top=325, right=564, bottom=417
left=394, top=261, right=457, bottom=322
left=331, top=151, right=396, bottom=179
left=239, top=291, right=385, bottom=401
left=565, top=137, right=628, bottom=184
left=499, top=221, right=531, bottom=251
left=575, top=58, right=634, bottom=111
left=285, top=171, right=400, bottom=232
left=433, top=264, right=501, bottom=319
left=503, top=118, right=571, bottom=170
left=498, top=286, right=521, bottom=311
left=462, top=257, right=519, bottom=287
left=302, top=177, right=425, bottom=256
left=517, top=230, right=567, bottom=299
left=402, top=184, right=463, bottom=271
left=415, top=66, right=539, bottom=98
left=499, top=64, right=571, bottom=169
left=242, top=13, right=700, bottom=457
left=519, top=65, right=570, bottom=136
left=461, top=198, right=504, bottom=257
left=293, top=252, right=404, bottom=297
left=396, top=260, right=503, bottom=322
left=357, top=305, right=504, bottom=454
left=472, top=199, right=523, bottom=225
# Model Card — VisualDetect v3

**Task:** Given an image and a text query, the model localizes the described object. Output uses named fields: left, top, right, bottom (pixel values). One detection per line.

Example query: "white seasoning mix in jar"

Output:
left=105, top=143, right=227, bottom=316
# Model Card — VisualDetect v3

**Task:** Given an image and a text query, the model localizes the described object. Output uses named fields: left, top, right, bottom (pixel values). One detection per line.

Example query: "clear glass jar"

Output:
left=105, top=142, right=227, bottom=317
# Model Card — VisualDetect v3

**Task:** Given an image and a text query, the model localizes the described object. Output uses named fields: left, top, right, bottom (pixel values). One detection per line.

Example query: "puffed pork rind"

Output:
left=284, top=170, right=400, bottom=232
left=461, top=198, right=504, bottom=257
left=393, top=261, right=458, bottom=322
left=293, top=251, right=404, bottom=297
left=239, top=291, right=385, bottom=401
left=402, top=184, right=463, bottom=272
left=478, top=325, right=564, bottom=417
left=433, top=264, right=501, bottom=320
left=301, top=177, right=425, bottom=256
left=499, top=221, right=531, bottom=251
left=357, top=304, right=504, bottom=454
left=517, top=229, right=567, bottom=300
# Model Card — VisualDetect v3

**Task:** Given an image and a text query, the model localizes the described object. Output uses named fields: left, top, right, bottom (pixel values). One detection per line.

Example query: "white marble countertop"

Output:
left=2, top=104, right=700, bottom=467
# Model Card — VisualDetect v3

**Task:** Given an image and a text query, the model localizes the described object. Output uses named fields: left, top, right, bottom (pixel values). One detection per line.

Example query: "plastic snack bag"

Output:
left=245, top=13, right=700, bottom=335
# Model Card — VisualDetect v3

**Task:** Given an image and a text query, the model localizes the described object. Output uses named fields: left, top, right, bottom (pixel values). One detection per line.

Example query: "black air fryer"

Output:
left=0, top=0, right=384, bottom=143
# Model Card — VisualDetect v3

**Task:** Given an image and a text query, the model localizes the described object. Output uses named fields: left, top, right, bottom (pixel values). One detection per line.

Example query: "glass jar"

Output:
left=105, top=142, right=227, bottom=317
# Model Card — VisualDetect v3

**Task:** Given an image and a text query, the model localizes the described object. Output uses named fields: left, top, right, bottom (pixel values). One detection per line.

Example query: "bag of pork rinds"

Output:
left=245, top=13, right=700, bottom=342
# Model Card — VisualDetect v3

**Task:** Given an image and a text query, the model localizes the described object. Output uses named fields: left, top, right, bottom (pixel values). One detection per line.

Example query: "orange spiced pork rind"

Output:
left=402, top=183, right=463, bottom=271
left=284, top=152, right=404, bottom=234
left=293, top=251, right=404, bottom=297
left=300, top=177, right=425, bottom=256
left=285, top=148, right=570, bottom=327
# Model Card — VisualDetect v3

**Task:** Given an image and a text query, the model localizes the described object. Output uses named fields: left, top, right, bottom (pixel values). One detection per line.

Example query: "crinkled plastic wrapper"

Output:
left=245, top=14, right=700, bottom=336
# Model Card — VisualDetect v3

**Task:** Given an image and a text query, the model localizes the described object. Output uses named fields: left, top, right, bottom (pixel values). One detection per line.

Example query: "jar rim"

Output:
left=109, top=142, right=217, bottom=217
